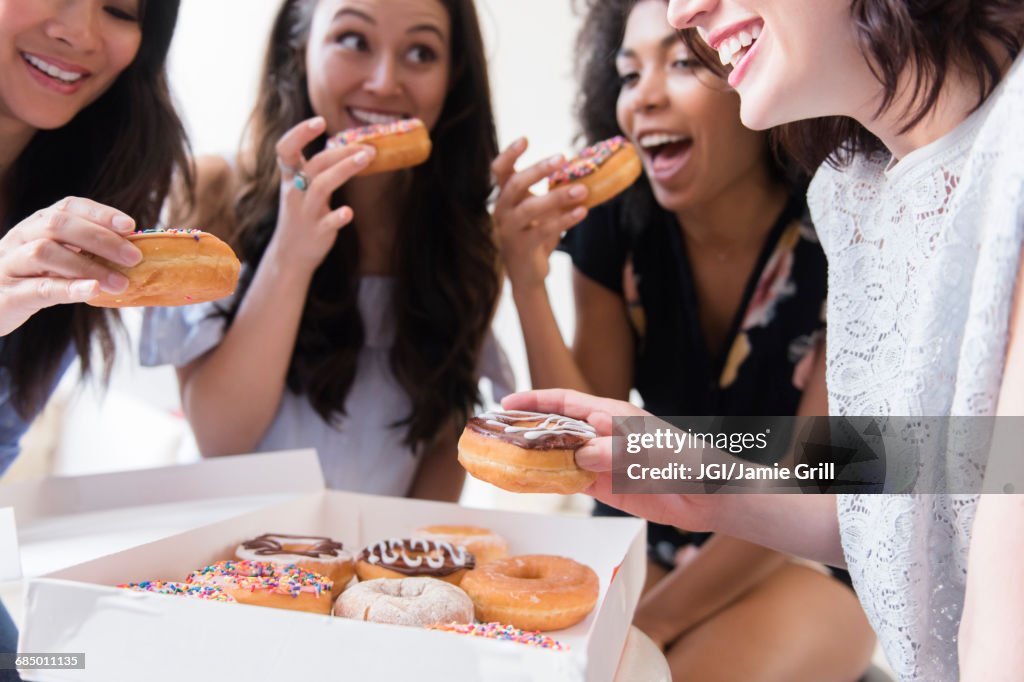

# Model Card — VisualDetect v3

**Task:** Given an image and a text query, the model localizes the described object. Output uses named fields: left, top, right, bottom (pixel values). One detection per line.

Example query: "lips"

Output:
left=637, top=132, right=693, bottom=183
left=347, top=106, right=411, bottom=127
left=20, top=51, right=91, bottom=94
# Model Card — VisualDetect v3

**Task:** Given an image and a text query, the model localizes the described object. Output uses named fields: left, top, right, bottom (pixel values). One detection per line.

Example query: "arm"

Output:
left=492, top=138, right=632, bottom=395
left=175, top=118, right=375, bottom=455
left=407, top=421, right=465, bottom=503
left=958, top=247, right=1024, bottom=679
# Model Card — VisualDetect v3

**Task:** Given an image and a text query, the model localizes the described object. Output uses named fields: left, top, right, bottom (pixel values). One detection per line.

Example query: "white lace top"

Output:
left=808, top=55, right=1024, bottom=681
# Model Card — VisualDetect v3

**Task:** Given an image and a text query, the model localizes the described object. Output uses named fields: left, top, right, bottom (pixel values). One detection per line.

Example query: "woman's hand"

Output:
left=502, top=388, right=719, bottom=532
left=267, top=116, right=376, bottom=274
left=492, top=138, right=589, bottom=291
left=0, top=196, right=142, bottom=336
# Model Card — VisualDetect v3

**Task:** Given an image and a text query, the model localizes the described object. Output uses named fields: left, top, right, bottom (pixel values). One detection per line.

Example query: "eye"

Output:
left=335, top=32, right=369, bottom=51
left=407, top=44, right=438, bottom=64
left=672, top=58, right=699, bottom=71
left=104, top=4, right=138, bottom=21
left=617, top=70, right=639, bottom=87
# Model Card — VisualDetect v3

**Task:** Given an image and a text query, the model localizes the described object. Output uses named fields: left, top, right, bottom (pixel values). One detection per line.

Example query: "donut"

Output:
left=333, top=577, right=474, bottom=627
left=457, top=410, right=598, bottom=495
left=186, top=560, right=333, bottom=614
left=547, top=136, right=642, bottom=209
left=414, top=525, right=508, bottom=565
left=356, top=539, right=475, bottom=585
left=118, top=581, right=236, bottom=602
left=327, top=118, right=431, bottom=177
left=87, top=228, right=240, bottom=308
left=460, top=555, right=599, bottom=632
left=235, top=533, right=355, bottom=596
left=426, top=622, right=569, bottom=651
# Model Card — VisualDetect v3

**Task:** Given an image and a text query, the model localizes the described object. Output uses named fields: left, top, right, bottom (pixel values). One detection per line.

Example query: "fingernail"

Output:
left=70, top=280, right=98, bottom=299
left=572, top=207, right=587, bottom=220
left=354, top=151, right=371, bottom=166
left=568, top=185, right=587, bottom=200
left=548, top=154, right=565, bottom=166
left=514, top=137, right=527, bottom=151
left=309, top=116, right=325, bottom=129
left=575, top=444, right=605, bottom=471
left=112, top=215, right=135, bottom=232
left=120, top=244, right=143, bottom=266
left=104, top=273, right=129, bottom=293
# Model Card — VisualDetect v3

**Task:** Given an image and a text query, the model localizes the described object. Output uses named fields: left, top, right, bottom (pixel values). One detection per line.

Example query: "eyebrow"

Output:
left=617, top=33, right=685, bottom=59
left=333, top=8, right=446, bottom=41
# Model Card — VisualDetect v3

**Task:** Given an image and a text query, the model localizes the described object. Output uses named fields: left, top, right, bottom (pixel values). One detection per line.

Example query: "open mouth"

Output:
left=21, top=52, right=86, bottom=85
left=347, top=107, right=410, bottom=127
left=717, top=24, right=761, bottom=69
left=638, top=132, right=693, bottom=176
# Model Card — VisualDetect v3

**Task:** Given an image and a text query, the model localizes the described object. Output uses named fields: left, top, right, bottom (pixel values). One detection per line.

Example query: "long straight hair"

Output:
left=1, top=0, right=193, bottom=418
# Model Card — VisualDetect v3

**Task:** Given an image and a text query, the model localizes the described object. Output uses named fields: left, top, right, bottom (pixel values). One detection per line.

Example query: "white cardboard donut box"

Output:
left=7, top=451, right=645, bottom=681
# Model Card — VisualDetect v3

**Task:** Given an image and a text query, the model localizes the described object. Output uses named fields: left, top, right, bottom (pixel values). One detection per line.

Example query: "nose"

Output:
left=632, top=67, right=669, bottom=113
left=667, top=0, right=718, bottom=29
left=46, top=0, right=102, bottom=52
left=363, top=54, right=402, bottom=97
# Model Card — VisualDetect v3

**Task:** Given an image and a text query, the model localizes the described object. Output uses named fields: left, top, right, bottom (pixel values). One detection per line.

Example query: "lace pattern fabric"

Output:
left=808, top=55, right=1024, bottom=681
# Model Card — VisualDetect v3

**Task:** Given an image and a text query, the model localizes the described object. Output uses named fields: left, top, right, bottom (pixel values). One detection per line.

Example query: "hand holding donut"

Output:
left=267, top=116, right=377, bottom=275
left=491, top=137, right=590, bottom=292
left=0, top=196, right=141, bottom=336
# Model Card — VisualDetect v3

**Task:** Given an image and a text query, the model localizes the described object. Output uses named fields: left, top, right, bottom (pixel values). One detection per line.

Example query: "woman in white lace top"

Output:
left=505, top=2, right=1024, bottom=680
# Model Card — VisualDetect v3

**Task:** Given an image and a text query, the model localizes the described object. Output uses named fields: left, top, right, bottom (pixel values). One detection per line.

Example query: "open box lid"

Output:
left=0, top=450, right=325, bottom=581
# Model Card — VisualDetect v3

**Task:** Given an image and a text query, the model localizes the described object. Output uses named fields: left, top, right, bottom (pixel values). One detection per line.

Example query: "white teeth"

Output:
left=697, top=27, right=709, bottom=43
left=350, top=108, right=403, bottom=126
left=739, top=31, right=753, bottom=47
left=751, top=25, right=762, bottom=40
left=727, top=37, right=742, bottom=55
left=718, top=42, right=733, bottom=66
left=22, top=53, right=83, bottom=83
left=638, top=133, right=687, bottom=149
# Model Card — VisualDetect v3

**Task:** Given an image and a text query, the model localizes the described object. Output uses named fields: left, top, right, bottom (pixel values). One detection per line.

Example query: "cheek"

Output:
left=615, top=93, right=632, bottom=136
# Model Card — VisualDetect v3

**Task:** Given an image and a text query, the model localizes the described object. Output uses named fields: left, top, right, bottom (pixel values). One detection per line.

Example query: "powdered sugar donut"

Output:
left=333, top=577, right=474, bottom=627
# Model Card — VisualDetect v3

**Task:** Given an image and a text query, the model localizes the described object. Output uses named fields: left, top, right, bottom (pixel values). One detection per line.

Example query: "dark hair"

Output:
left=231, top=0, right=500, bottom=449
left=1, top=0, right=192, bottom=418
left=682, top=0, right=1024, bottom=172
left=575, top=0, right=801, bottom=230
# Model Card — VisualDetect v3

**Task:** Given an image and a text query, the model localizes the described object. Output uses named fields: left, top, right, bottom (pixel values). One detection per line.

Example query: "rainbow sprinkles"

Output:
left=549, top=136, right=629, bottom=186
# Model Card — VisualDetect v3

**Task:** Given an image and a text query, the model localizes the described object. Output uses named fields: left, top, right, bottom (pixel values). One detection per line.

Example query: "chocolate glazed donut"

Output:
left=457, top=410, right=598, bottom=494
left=356, top=539, right=476, bottom=586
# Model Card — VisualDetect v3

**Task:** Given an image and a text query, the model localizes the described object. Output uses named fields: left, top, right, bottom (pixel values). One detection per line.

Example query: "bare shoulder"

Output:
left=169, top=155, right=239, bottom=241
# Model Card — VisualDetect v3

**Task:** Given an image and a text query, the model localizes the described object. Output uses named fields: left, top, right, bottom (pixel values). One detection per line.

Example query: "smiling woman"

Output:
left=139, top=0, right=506, bottom=503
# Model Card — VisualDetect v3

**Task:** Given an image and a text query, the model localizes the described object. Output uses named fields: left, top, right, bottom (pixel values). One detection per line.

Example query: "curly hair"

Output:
left=1, top=0, right=192, bottom=418
left=228, top=0, right=500, bottom=449
left=681, top=0, right=1024, bottom=172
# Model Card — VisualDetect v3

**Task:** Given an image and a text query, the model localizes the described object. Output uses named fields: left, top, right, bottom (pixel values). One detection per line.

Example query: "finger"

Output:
left=575, top=433, right=613, bottom=472
left=317, top=206, right=355, bottom=234
left=11, top=240, right=130, bottom=293
left=275, top=116, right=327, bottom=174
left=306, top=149, right=375, bottom=205
left=509, top=187, right=589, bottom=235
left=8, top=277, right=102, bottom=311
left=491, top=137, right=528, bottom=189
left=304, top=143, right=376, bottom=179
left=53, top=196, right=136, bottom=234
left=502, top=388, right=629, bottom=421
left=496, top=154, right=567, bottom=214
left=28, top=208, right=142, bottom=267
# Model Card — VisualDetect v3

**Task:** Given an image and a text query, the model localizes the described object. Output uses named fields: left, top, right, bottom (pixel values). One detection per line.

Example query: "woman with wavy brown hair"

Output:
left=508, top=0, right=1024, bottom=679
left=0, top=0, right=191, bottom=674
left=141, top=0, right=503, bottom=501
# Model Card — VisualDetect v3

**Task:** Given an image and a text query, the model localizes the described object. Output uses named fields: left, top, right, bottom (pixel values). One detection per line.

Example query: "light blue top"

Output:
left=0, top=340, right=75, bottom=477
left=139, top=276, right=513, bottom=495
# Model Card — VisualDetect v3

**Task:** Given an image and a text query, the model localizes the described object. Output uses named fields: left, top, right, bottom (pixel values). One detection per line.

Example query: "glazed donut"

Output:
left=118, top=581, right=236, bottom=602
left=328, top=118, right=431, bottom=177
left=187, top=560, right=333, bottom=614
left=87, top=228, right=240, bottom=308
left=333, top=577, right=474, bottom=627
left=414, top=525, right=508, bottom=565
left=460, top=555, right=599, bottom=632
left=547, top=136, right=642, bottom=209
left=235, top=533, right=355, bottom=596
left=356, top=539, right=475, bottom=585
left=457, top=410, right=598, bottom=495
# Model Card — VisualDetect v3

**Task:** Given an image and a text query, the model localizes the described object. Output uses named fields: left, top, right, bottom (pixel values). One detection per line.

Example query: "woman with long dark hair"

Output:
left=0, top=0, right=190, bottom=673
left=493, top=1, right=874, bottom=679
left=141, top=0, right=503, bottom=501
left=509, top=1, right=1024, bottom=678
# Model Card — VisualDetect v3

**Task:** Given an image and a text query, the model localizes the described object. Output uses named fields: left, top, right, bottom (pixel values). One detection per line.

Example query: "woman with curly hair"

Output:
left=140, top=0, right=505, bottom=501
left=492, top=1, right=874, bottom=679
left=509, top=0, right=1024, bottom=678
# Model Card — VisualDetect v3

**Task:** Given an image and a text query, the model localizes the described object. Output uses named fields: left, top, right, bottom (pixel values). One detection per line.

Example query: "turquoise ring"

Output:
left=294, top=172, right=310, bottom=192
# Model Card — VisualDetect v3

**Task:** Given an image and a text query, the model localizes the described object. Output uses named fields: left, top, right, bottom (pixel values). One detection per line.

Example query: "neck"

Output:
left=675, top=161, right=788, bottom=251
left=0, top=116, right=36, bottom=191
left=346, top=172, right=404, bottom=275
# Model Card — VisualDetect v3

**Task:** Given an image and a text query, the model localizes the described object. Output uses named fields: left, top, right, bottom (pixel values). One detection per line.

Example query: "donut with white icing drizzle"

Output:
left=356, top=538, right=476, bottom=585
left=457, top=410, right=598, bottom=494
